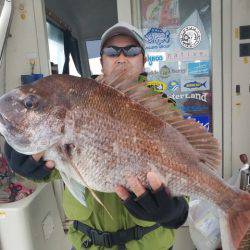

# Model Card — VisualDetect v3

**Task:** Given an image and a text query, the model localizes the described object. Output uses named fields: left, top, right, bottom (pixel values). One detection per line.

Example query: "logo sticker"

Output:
left=188, top=61, right=210, bottom=75
left=181, top=77, right=210, bottom=92
left=182, top=105, right=209, bottom=113
left=179, top=26, right=201, bottom=49
left=167, top=80, right=181, bottom=92
left=159, top=63, right=186, bottom=77
left=147, top=54, right=164, bottom=66
left=144, top=27, right=172, bottom=50
left=169, top=92, right=208, bottom=103
left=159, top=65, right=171, bottom=78
left=147, top=81, right=167, bottom=93
left=165, top=50, right=209, bottom=62
left=184, top=115, right=210, bottom=131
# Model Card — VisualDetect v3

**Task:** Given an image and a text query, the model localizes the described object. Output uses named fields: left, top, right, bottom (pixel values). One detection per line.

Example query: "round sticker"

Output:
left=179, top=26, right=201, bottom=49
left=160, top=65, right=170, bottom=78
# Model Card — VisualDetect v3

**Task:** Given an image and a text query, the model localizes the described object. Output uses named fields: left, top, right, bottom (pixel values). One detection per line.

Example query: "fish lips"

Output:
left=0, top=112, right=9, bottom=125
left=0, top=112, right=21, bottom=134
left=0, top=113, right=30, bottom=147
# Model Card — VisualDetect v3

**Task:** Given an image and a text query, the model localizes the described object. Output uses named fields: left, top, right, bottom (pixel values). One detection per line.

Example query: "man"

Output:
left=4, top=22, right=188, bottom=250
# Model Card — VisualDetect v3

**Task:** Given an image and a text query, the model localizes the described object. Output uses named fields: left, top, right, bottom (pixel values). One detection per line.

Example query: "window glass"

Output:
left=86, top=40, right=102, bottom=76
left=139, top=0, right=212, bottom=132
left=46, top=22, right=64, bottom=74
left=69, top=54, right=81, bottom=76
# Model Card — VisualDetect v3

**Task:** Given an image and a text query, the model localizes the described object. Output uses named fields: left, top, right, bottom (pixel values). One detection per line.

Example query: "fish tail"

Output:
left=202, top=81, right=207, bottom=88
left=222, top=192, right=250, bottom=249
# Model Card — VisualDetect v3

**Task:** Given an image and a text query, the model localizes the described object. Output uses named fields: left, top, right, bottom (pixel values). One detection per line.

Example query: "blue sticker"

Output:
left=188, top=61, right=210, bottom=76
left=147, top=54, right=164, bottom=66
left=144, top=27, right=172, bottom=50
left=184, top=115, right=210, bottom=131
left=181, top=77, right=210, bottom=92
left=182, top=106, right=209, bottom=112
left=184, top=81, right=206, bottom=89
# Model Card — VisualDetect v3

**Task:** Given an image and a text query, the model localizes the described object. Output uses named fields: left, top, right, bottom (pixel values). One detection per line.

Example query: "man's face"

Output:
left=101, top=35, right=145, bottom=76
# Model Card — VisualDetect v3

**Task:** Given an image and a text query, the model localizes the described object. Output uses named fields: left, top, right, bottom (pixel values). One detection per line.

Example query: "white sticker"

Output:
left=180, top=26, right=201, bottom=49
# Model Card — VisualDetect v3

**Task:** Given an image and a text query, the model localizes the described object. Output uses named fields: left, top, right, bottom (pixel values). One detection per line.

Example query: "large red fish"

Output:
left=0, top=74, right=249, bottom=250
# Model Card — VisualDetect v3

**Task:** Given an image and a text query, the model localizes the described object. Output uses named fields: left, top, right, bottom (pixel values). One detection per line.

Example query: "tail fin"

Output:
left=221, top=191, right=250, bottom=250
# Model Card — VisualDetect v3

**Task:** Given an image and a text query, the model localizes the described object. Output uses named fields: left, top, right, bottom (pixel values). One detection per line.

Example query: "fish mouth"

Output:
left=0, top=113, right=11, bottom=126
left=0, top=113, right=8, bottom=126
left=0, top=113, right=22, bottom=135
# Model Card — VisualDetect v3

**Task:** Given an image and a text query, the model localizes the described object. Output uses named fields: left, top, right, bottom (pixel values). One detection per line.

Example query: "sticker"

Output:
left=169, top=92, right=208, bottom=103
left=141, top=0, right=180, bottom=29
left=158, top=0, right=180, bottom=28
left=159, top=65, right=171, bottom=78
left=184, top=115, right=210, bottom=131
left=181, top=77, right=210, bottom=92
left=147, top=81, right=167, bottom=93
left=182, top=105, right=209, bottom=113
left=0, top=210, right=6, bottom=219
left=144, top=27, right=172, bottom=50
left=146, top=71, right=159, bottom=79
left=181, top=91, right=212, bottom=115
left=188, top=61, right=210, bottom=75
left=165, top=50, right=209, bottom=62
left=167, top=79, right=181, bottom=92
left=159, top=62, right=187, bottom=77
left=180, top=26, right=202, bottom=49
left=146, top=52, right=166, bottom=66
left=145, top=52, right=166, bottom=71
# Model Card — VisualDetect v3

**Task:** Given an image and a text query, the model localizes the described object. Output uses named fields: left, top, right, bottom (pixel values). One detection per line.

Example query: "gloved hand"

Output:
left=116, top=172, right=189, bottom=229
left=4, top=142, right=54, bottom=180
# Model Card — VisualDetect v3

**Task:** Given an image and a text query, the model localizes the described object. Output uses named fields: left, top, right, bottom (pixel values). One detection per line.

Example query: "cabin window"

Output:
left=46, top=21, right=65, bottom=74
left=85, top=39, right=102, bottom=76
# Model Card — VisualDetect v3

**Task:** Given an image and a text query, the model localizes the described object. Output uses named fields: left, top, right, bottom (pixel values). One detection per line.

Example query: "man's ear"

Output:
left=143, top=56, right=147, bottom=65
left=100, top=57, right=103, bottom=66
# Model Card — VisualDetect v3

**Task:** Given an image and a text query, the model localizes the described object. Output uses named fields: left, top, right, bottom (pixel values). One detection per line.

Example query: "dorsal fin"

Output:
left=98, top=74, right=221, bottom=171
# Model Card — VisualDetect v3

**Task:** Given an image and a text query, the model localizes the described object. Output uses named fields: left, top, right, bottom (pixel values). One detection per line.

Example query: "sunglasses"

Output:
left=100, top=45, right=143, bottom=57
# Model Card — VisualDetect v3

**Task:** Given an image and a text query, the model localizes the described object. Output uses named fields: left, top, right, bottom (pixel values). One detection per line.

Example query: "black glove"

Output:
left=123, top=185, right=189, bottom=229
left=4, top=142, right=52, bottom=180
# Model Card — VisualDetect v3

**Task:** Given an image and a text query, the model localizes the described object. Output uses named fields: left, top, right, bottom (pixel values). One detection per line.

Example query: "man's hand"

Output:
left=115, top=172, right=189, bottom=229
left=115, top=172, right=165, bottom=200
left=97, top=63, right=141, bottom=88
left=32, top=152, right=44, bottom=161
left=32, top=152, right=55, bottom=170
left=4, top=142, right=55, bottom=180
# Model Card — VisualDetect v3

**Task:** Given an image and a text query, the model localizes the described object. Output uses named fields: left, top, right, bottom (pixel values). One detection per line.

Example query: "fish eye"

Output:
left=23, top=95, right=38, bottom=109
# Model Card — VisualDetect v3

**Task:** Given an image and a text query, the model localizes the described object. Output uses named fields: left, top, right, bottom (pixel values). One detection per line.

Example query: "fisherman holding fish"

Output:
left=4, top=22, right=189, bottom=250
